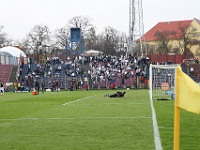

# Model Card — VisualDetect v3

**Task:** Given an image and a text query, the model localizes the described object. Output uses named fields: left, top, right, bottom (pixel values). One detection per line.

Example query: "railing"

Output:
left=0, top=55, right=28, bottom=65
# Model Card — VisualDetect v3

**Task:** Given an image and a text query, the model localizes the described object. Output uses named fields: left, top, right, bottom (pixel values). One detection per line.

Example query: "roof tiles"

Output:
left=143, top=20, right=193, bottom=41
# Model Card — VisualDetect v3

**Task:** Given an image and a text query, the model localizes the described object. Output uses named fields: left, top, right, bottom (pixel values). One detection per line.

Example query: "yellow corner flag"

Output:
left=174, top=66, right=200, bottom=150
left=175, top=66, right=200, bottom=114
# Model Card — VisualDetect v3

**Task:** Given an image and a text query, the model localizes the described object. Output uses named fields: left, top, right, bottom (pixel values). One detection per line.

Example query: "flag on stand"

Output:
left=175, top=66, right=200, bottom=114
left=174, top=66, right=200, bottom=150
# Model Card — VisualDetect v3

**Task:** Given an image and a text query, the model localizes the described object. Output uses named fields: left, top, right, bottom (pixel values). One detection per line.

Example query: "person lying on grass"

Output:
left=105, top=91, right=126, bottom=98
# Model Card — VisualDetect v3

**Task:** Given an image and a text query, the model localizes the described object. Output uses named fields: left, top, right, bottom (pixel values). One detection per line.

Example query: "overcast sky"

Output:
left=1, top=0, right=200, bottom=41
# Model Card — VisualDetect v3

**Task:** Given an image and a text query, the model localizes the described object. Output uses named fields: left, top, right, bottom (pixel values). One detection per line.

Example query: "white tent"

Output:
left=0, top=46, right=27, bottom=65
left=82, top=49, right=103, bottom=56
left=0, top=46, right=26, bottom=58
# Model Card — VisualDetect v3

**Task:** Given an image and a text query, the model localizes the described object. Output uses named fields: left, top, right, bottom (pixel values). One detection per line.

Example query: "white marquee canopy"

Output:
left=0, top=46, right=26, bottom=65
left=0, top=46, right=26, bottom=58
left=82, top=49, right=103, bottom=56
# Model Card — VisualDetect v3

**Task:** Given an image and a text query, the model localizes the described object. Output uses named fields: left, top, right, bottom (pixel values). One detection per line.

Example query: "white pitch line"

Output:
left=62, top=95, right=96, bottom=106
left=159, top=126, right=173, bottom=130
left=149, top=91, right=163, bottom=150
left=128, top=103, right=145, bottom=105
left=67, top=103, right=148, bottom=106
left=0, top=116, right=152, bottom=121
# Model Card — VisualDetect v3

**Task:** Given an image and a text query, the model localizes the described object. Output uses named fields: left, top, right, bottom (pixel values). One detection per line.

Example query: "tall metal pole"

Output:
left=128, top=0, right=146, bottom=57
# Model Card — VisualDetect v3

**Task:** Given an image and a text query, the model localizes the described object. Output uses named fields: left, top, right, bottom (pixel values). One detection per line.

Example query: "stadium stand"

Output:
left=16, top=54, right=151, bottom=91
left=0, top=64, right=13, bottom=83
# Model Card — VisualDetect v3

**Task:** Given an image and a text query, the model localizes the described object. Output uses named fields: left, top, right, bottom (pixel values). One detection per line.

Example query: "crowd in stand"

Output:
left=17, top=54, right=151, bottom=91
left=85, top=54, right=150, bottom=89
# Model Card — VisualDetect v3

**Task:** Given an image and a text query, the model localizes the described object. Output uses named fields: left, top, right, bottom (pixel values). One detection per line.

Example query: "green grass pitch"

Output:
left=0, top=89, right=200, bottom=150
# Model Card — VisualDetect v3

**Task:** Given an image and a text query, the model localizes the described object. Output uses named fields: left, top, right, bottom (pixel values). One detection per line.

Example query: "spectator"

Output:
left=41, top=81, right=45, bottom=93
left=181, top=60, right=188, bottom=75
left=0, top=80, right=4, bottom=96
left=35, top=80, right=40, bottom=94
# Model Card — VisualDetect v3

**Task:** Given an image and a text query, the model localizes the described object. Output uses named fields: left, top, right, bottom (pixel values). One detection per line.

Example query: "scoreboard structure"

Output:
left=69, top=28, right=82, bottom=56
left=70, top=28, right=81, bottom=42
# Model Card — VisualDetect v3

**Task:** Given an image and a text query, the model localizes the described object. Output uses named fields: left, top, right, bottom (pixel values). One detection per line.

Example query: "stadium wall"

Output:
left=147, top=54, right=183, bottom=64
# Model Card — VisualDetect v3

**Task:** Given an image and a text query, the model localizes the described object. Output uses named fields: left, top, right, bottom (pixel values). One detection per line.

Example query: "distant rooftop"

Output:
left=143, top=19, right=196, bottom=41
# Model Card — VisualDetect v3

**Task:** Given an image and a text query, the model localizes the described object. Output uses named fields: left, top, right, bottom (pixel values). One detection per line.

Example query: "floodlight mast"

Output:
left=128, top=0, right=146, bottom=57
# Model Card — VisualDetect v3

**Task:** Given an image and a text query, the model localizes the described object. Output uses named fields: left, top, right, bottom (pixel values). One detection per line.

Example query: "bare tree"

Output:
left=53, top=27, right=70, bottom=59
left=0, top=25, right=11, bottom=48
left=134, top=40, right=148, bottom=57
left=154, top=30, right=175, bottom=54
left=115, top=32, right=128, bottom=56
left=84, top=27, right=98, bottom=50
left=68, top=16, right=94, bottom=37
left=68, top=16, right=96, bottom=54
left=54, top=27, right=70, bottom=49
left=146, top=43, right=155, bottom=55
left=176, top=23, right=200, bottom=58
left=100, top=27, right=127, bottom=56
left=93, top=34, right=105, bottom=52
left=20, top=38, right=32, bottom=56
left=90, top=27, right=128, bottom=56
left=26, top=25, right=51, bottom=62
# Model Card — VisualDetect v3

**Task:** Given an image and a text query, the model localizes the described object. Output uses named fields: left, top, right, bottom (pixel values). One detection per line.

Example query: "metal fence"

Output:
left=0, top=54, right=24, bottom=65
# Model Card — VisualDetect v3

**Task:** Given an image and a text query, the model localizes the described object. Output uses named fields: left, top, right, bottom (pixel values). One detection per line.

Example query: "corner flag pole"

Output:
left=173, top=66, right=181, bottom=150
left=173, top=106, right=180, bottom=150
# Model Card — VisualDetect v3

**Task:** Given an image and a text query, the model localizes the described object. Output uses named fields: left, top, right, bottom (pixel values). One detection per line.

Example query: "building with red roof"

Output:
left=143, top=18, right=200, bottom=59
